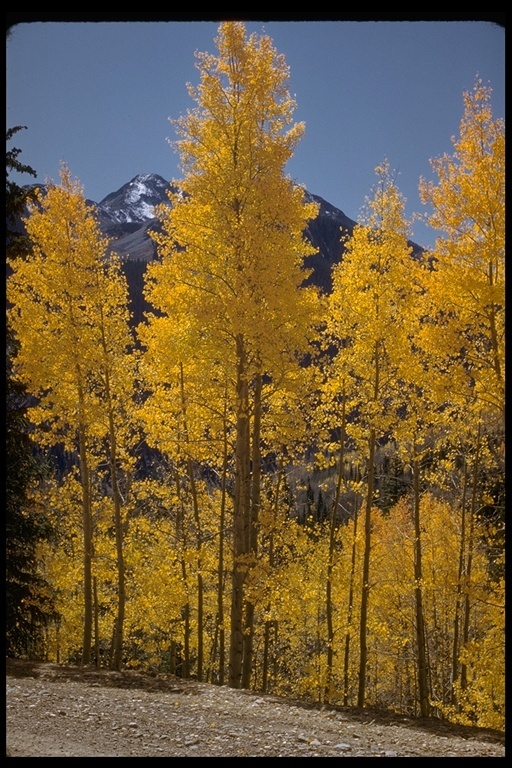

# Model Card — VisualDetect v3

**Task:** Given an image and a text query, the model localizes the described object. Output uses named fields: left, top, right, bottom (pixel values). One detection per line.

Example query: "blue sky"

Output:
left=6, top=16, right=505, bottom=250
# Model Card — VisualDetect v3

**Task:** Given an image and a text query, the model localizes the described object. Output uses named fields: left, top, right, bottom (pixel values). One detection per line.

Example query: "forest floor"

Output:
left=5, top=658, right=506, bottom=758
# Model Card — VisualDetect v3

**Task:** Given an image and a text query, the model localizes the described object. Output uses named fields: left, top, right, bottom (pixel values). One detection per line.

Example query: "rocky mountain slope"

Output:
left=95, top=173, right=361, bottom=293
left=13, top=173, right=422, bottom=325
left=86, top=173, right=362, bottom=324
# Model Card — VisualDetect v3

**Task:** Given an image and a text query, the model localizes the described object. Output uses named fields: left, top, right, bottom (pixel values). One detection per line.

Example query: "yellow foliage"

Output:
left=419, top=79, right=505, bottom=416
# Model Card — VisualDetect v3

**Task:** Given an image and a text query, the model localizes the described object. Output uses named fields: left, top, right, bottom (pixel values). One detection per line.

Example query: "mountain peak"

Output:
left=98, top=173, right=171, bottom=224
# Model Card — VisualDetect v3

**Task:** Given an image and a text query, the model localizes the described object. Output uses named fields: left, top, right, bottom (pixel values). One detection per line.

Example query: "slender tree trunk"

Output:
left=78, top=419, right=93, bottom=666
left=96, top=313, right=127, bottom=673
left=413, top=448, right=430, bottom=717
left=451, top=457, right=469, bottom=705
left=179, top=362, right=205, bottom=680
left=487, top=264, right=504, bottom=407
left=324, top=509, right=337, bottom=703
left=108, top=407, right=126, bottom=671
left=460, top=423, right=481, bottom=692
left=357, top=427, right=376, bottom=708
left=215, top=393, right=229, bottom=685
left=182, top=602, right=191, bottom=679
left=242, top=369, right=262, bottom=689
left=262, top=465, right=282, bottom=693
left=187, top=457, right=204, bottom=681
left=325, top=400, right=346, bottom=703
left=230, top=334, right=250, bottom=688
left=175, top=471, right=191, bottom=679
left=93, top=576, right=100, bottom=669
left=343, top=491, right=359, bottom=706
left=357, top=339, right=382, bottom=708
left=262, top=619, right=271, bottom=693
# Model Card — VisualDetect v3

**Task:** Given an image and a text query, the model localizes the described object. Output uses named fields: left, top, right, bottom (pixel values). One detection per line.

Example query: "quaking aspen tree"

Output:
left=7, top=165, right=137, bottom=668
left=325, top=161, right=415, bottom=708
left=418, top=79, right=504, bottom=713
left=313, top=369, right=349, bottom=704
left=419, top=78, right=505, bottom=417
left=399, top=419, right=431, bottom=717
left=390, top=283, right=446, bottom=718
left=140, top=21, right=319, bottom=688
left=138, top=339, right=234, bottom=681
left=434, top=411, right=503, bottom=718
left=90, top=253, right=137, bottom=671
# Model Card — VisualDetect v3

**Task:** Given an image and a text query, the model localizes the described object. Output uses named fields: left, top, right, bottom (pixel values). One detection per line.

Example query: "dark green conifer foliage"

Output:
left=6, top=127, right=58, bottom=657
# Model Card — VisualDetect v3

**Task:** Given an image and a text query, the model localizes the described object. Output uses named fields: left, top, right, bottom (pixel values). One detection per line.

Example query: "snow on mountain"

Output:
left=14, top=173, right=422, bottom=325
left=97, top=173, right=172, bottom=224
left=17, top=172, right=422, bottom=294
left=93, top=174, right=362, bottom=285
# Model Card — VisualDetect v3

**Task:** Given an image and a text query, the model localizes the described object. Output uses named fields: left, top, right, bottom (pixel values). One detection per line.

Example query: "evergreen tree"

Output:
left=6, top=126, right=38, bottom=260
left=6, top=126, right=58, bottom=657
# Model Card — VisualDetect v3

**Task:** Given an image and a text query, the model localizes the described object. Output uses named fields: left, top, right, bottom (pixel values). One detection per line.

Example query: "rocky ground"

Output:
left=5, top=659, right=506, bottom=758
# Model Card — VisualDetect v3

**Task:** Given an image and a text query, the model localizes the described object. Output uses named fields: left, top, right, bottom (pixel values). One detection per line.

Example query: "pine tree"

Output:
left=6, top=127, right=58, bottom=658
left=6, top=126, right=38, bottom=259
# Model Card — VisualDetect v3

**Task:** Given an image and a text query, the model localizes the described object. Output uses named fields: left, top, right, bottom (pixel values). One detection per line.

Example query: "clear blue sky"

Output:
left=6, top=15, right=505, bottom=250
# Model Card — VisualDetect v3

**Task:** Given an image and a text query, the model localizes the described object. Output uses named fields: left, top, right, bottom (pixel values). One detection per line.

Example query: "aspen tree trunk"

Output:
left=242, top=369, right=262, bottom=689
left=188, top=457, right=204, bottom=681
left=93, top=576, right=100, bottom=669
left=451, top=459, right=469, bottom=706
left=324, top=506, right=337, bottom=703
left=357, top=338, right=382, bottom=708
left=343, top=491, right=359, bottom=706
left=182, top=603, right=191, bottom=679
left=488, top=264, right=504, bottom=403
left=413, top=449, right=430, bottom=717
left=215, top=395, right=229, bottom=685
left=262, top=620, right=271, bottom=693
left=357, top=428, right=375, bottom=707
left=179, top=361, right=204, bottom=681
left=262, top=466, right=282, bottom=693
left=108, top=404, right=126, bottom=672
left=316, top=607, right=323, bottom=703
left=78, top=419, right=93, bottom=666
left=97, top=305, right=127, bottom=672
left=325, top=400, right=346, bottom=703
left=230, top=334, right=251, bottom=688
left=460, top=423, right=481, bottom=692
left=74, top=332, right=94, bottom=668
left=174, top=472, right=191, bottom=679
